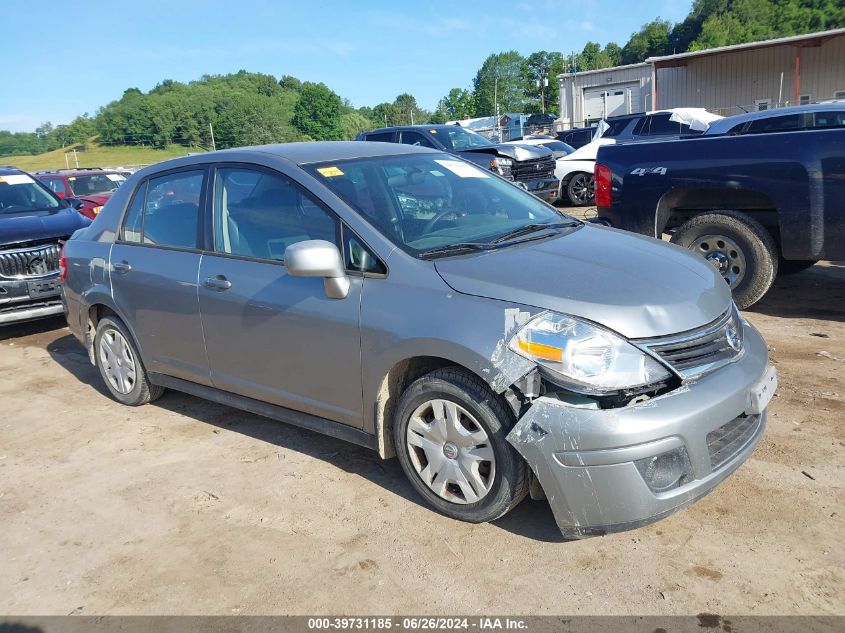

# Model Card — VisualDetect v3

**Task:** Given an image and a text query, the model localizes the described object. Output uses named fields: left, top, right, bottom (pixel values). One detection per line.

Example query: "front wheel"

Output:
left=566, top=172, right=595, bottom=206
left=393, top=368, right=529, bottom=523
left=670, top=211, right=778, bottom=309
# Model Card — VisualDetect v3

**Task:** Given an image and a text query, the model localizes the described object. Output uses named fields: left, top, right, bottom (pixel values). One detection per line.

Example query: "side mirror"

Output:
left=65, top=197, right=85, bottom=210
left=284, top=240, right=350, bottom=299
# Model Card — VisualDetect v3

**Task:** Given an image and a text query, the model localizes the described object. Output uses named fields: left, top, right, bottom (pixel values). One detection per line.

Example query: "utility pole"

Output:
left=209, top=122, right=216, bottom=151
left=536, top=64, right=549, bottom=114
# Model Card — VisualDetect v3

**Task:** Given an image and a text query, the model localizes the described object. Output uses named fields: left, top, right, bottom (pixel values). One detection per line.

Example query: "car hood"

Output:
left=0, top=207, right=90, bottom=247
left=433, top=224, right=731, bottom=339
left=76, top=193, right=110, bottom=205
left=460, top=143, right=552, bottom=161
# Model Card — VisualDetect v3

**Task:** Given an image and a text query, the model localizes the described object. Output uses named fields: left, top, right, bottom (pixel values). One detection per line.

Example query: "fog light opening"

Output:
left=635, top=447, right=693, bottom=493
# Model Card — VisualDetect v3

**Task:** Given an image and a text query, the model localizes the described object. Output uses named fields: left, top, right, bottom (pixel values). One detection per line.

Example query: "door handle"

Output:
left=112, top=261, right=132, bottom=274
left=204, top=275, right=232, bottom=291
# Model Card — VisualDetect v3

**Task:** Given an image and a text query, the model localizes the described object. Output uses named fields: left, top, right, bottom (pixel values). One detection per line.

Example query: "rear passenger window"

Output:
left=141, top=171, right=204, bottom=248
left=122, top=182, right=147, bottom=243
left=213, top=167, right=338, bottom=262
left=747, top=114, right=806, bottom=134
left=644, top=115, right=687, bottom=136
left=365, top=132, right=395, bottom=143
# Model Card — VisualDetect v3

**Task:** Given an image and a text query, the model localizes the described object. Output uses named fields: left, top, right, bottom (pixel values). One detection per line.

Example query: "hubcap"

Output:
left=571, top=174, right=595, bottom=204
left=98, top=329, right=137, bottom=394
left=692, top=234, right=747, bottom=288
left=405, top=399, right=495, bottom=505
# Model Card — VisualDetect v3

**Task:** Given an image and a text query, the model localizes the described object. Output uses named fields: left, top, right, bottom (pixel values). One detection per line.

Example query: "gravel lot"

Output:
left=0, top=229, right=842, bottom=615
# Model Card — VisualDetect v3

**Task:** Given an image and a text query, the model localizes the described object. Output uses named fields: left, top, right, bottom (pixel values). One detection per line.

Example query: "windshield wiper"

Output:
left=489, top=221, right=579, bottom=244
left=418, top=242, right=492, bottom=259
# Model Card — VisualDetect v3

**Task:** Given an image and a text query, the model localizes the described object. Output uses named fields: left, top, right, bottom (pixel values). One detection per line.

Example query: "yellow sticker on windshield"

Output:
left=68, top=177, right=76, bottom=181
left=317, top=166, right=344, bottom=177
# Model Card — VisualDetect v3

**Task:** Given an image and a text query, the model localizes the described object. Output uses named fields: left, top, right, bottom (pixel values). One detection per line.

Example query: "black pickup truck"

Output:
left=356, top=124, right=559, bottom=203
left=594, top=104, right=845, bottom=308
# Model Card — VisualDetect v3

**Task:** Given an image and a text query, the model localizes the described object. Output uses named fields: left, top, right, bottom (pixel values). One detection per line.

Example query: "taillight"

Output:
left=59, top=244, right=68, bottom=282
left=594, top=163, right=612, bottom=208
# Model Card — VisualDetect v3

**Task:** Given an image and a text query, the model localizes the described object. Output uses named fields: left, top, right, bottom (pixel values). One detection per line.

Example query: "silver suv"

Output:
left=61, top=142, right=777, bottom=538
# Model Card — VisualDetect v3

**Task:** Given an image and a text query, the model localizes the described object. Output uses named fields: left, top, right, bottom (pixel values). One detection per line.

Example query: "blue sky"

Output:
left=0, top=0, right=691, bottom=133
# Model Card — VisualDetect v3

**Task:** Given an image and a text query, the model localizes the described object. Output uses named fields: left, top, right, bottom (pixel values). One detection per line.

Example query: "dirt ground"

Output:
left=0, top=242, right=842, bottom=615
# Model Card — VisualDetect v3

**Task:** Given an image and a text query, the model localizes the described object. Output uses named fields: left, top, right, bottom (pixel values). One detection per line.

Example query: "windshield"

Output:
left=539, top=141, right=575, bottom=159
left=435, top=127, right=494, bottom=151
left=307, top=153, right=577, bottom=256
left=0, top=173, right=61, bottom=214
left=68, top=173, right=126, bottom=196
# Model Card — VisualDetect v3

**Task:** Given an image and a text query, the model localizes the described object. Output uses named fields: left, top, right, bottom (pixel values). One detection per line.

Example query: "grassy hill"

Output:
left=0, top=142, right=205, bottom=172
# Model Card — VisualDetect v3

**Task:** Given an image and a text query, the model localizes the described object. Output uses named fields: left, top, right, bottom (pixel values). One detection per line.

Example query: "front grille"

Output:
left=707, top=414, right=761, bottom=470
left=0, top=241, right=62, bottom=278
left=511, top=156, right=556, bottom=181
left=637, top=307, right=743, bottom=378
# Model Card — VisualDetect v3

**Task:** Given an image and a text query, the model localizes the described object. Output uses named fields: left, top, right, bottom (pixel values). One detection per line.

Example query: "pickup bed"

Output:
left=595, top=109, right=845, bottom=308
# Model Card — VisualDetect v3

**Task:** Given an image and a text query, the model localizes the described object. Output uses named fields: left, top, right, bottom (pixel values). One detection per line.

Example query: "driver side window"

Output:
left=213, top=167, right=338, bottom=262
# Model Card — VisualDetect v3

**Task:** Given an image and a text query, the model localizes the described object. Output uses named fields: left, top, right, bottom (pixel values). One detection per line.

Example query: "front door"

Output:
left=198, top=165, right=363, bottom=428
left=110, top=168, right=210, bottom=385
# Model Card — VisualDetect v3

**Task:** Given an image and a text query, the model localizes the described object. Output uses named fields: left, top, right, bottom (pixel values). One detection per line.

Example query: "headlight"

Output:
left=490, top=157, right=513, bottom=177
left=508, top=312, right=671, bottom=394
left=92, top=206, right=103, bottom=215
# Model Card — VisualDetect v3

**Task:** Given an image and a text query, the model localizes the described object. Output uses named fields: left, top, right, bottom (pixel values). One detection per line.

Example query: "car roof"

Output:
left=0, top=166, right=27, bottom=176
left=705, top=103, right=845, bottom=134
left=134, top=141, right=442, bottom=177
left=33, top=168, right=124, bottom=176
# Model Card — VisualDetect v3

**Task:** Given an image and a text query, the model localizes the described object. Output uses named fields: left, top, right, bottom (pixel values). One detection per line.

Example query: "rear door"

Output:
left=110, top=168, right=211, bottom=385
left=197, top=163, right=364, bottom=427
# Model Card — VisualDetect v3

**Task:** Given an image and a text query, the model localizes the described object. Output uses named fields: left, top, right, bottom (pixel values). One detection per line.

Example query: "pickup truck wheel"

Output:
left=393, top=368, right=529, bottom=523
left=671, top=211, right=778, bottom=309
left=566, top=173, right=595, bottom=206
left=94, top=316, right=164, bottom=406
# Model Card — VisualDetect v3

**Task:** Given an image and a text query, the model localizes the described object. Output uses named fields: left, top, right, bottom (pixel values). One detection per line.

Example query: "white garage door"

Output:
left=584, top=83, right=642, bottom=121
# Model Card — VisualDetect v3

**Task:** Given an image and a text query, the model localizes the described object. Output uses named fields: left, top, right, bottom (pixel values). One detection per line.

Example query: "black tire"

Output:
left=778, top=259, right=817, bottom=275
left=393, top=367, right=529, bottom=523
left=670, top=211, right=778, bottom=309
left=94, top=316, right=164, bottom=406
left=566, top=172, right=595, bottom=206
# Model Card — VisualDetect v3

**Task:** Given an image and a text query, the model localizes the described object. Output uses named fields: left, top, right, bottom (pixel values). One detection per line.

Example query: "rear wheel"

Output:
left=94, top=316, right=164, bottom=406
left=566, top=172, right=595, bottom=206
left=671, top=211, right=778, bottom=309
left=393, top=368, right=529, bottom=523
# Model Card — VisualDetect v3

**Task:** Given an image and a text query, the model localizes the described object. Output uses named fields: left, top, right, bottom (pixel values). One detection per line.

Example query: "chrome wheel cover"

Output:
left=405, top=399, right=495, bottom=504
left=693, top=234, right=747, bottom=288
left=99, top=329, right=137, bottom=395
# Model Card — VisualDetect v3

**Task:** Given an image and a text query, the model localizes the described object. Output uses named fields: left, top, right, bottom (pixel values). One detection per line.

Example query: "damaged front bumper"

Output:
left=507, top=322, right=773, bottom=539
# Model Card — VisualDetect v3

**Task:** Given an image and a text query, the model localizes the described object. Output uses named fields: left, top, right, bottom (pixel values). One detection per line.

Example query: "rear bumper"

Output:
left=0, top=273, right=63, bottom=325
left=507, top=321, right=771, bottom=538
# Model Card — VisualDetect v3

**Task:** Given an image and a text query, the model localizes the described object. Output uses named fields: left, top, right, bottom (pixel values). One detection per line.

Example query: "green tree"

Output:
left=621, top=19, right=672, bottom=64
left=393, top=93, right=427, bottom=125
left=473, top=51, right=527, bottom=116
left=291, top=82, right=343, bottom=140
left=604, top=43, right=623, bottom=66
left=522, top=52, right=565, bottom=113
left=437, top=88, right=475, bottom=120
left=339, top=111, right=376, bottom=139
